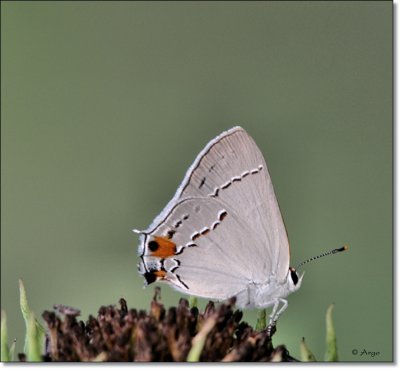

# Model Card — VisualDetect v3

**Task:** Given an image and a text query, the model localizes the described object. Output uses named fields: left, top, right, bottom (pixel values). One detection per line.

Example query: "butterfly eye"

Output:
left=289, top=268, right=299, bottom=286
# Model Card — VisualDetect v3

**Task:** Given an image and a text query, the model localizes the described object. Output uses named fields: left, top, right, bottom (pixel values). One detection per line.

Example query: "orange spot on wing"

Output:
left=154, top=270, right=167, bottom=278
left=150, top=236, right=177, bottom=258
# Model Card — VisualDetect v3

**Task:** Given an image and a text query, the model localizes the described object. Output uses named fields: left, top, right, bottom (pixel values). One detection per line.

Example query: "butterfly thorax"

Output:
left=234, top=268, right=304, bottom=309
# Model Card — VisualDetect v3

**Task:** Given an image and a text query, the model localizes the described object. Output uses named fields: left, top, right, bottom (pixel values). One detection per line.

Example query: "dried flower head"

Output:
left=40, top=288, right=298, bottom=362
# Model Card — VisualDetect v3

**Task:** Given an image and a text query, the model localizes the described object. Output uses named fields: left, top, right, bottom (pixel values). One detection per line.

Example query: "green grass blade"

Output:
left=255, top=308, right=267, bottom=331
left=189, top=296, right=198, bottom=309
left=26, top=314, right=42, bottom=362
left=19, top=279, right=45, bottom=358
left=187, top=317, right=216, bottom=362
left=1, top=310, right=10, bottom=362
left=325, top=304, right=338, bottom=361
left=19, top=279, right=32, bottom=325
left=19, top=278, right=32, bottom=353
left=9, top=339, right=16, bottom=362
left=300, top=337, right=317, bottom=362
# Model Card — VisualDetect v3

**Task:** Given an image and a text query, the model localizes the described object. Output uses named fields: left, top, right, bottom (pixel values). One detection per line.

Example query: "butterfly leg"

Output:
left=268, top=299, right=280, bottom=325
left=266, top=299, right=280, bottom=336
left=274, top=298, right=288, bottom=321
left=266, top=299, right=289, bottom=336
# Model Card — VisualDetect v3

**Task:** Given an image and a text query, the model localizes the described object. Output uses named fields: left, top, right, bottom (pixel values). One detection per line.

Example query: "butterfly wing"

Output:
left=138, top=126, right=290, bottom=293
left=139, top=197, right=268, bottom=301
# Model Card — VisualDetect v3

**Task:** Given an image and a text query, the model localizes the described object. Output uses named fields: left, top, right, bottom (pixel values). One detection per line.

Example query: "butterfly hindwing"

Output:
left=140, top=197, right=271, bottom=300
left=138, top=126, right=290, bottom=297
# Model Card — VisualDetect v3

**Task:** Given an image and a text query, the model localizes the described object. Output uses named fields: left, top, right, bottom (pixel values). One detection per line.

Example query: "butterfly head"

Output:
left=288, top=267, right=304, bottom=293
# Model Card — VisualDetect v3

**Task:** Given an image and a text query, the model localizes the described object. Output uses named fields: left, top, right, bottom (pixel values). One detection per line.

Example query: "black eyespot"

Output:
left=144, top=272, right=156, bottom=285
left=148, top=241, right=159, bottom=252
left=290, top=268, right=299, bottom=285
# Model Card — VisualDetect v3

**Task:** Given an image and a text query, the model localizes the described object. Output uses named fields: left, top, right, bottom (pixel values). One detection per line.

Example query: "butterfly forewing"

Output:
left=139, top=127, right=290, bottom=294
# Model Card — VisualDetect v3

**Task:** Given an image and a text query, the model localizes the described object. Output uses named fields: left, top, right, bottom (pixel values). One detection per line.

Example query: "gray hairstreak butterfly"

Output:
left=134, top=126, right=347, bottom=329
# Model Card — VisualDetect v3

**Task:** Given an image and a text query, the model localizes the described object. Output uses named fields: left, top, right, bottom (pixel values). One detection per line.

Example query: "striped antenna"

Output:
left=295, top=245, right=348, bottom=270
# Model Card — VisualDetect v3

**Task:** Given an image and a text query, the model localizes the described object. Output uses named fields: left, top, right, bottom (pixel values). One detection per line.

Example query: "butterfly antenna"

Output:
left=295, top=245, right=348, bottom=270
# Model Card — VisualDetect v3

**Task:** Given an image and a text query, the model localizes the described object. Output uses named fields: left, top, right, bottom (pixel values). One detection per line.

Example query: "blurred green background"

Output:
left=1, top=1, right=392, bottom=362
